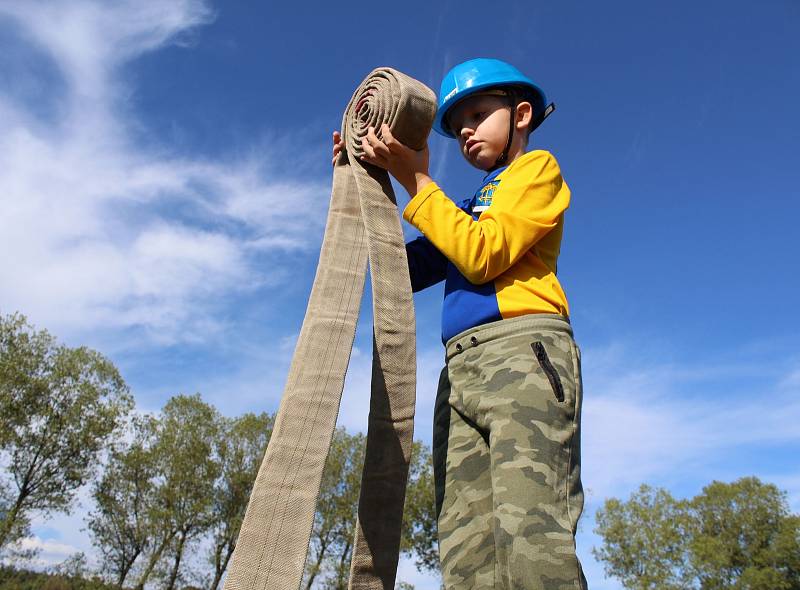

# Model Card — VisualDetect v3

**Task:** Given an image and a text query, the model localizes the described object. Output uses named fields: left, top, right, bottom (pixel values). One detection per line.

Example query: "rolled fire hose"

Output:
left=223, top=69, right=437, bottom=590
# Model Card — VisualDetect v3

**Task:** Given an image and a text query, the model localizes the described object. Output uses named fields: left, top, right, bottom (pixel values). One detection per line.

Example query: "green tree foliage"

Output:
left=594, top=477, right=800, bottom=590
left=302, top=430, right=439, bottom=590
left=207, top=412, right=273, bottom=590
left=686, top=477, right=800, bottom=590
left=400, top=441, right=438, bottom=573
left=0, top=312, right=133, bottom=552
left=133, top=395, right=221, bottom=590
left=86, top=415, right=158, bottom=588
left=83, top=400, right=274, bottom=589
left=1, top=310, right=439, bottom=586
left=593, top=485, right=690, bottom=590
left=304, top=428, right=366, bottom=590
left=0, top=563, right=114, bottom=590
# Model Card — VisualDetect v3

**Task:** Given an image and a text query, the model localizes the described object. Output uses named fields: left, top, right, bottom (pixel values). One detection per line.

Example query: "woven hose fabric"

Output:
left=222, top=69, right=437, bottom=590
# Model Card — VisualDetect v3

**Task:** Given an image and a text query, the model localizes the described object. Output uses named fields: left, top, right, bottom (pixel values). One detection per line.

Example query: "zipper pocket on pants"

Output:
left=531, top=341, right=565, bottom=402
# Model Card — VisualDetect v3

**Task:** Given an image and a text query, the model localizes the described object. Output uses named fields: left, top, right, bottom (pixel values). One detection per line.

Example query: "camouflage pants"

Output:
left=433, top=314, right=587, bottom=590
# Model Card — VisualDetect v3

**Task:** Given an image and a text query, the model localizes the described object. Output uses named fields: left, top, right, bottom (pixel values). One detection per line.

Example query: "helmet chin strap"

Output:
left=488, top=89, right=518, bottom=173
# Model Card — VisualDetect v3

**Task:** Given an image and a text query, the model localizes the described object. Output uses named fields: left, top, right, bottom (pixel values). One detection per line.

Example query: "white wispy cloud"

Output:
left=0, top=0, right=328, bottom=344
left=573, top=344, right=800, bottom=590
left=10, top=537, right=78, bottom=568
left=581, top=343, right=800, bottom=501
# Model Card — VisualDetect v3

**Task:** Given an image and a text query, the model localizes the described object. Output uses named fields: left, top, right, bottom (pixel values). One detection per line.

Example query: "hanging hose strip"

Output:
left=223, top=69, right=437, bottom=590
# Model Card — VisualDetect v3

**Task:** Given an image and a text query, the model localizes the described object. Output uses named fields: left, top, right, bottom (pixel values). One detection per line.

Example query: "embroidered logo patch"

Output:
left=473, top=180, right=499, bottom=212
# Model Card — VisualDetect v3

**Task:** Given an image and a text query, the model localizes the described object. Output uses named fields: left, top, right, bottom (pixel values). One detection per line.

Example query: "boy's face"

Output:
left=446, top=93, right=512, bottom=171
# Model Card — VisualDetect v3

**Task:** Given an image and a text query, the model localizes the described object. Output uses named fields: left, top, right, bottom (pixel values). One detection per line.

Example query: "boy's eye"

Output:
left=449, top=108, right=487, bottom=134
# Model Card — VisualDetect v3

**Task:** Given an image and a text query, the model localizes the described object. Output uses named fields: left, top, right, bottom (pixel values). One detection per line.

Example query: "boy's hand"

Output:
left=361, top=123, right=433, bottom=197
left=332, top=131, right=344, bottom=166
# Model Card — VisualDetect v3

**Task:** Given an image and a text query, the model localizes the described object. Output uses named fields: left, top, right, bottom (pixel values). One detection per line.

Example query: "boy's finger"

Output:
left=373, top=140, right=390, bottom=158
left=367, top=126, right=384, bottom=146
left=365, top=129, right=389, bottom=158
left=381, top=123, right=394, bottom=145
left=361, top=137, right=376, bottom=159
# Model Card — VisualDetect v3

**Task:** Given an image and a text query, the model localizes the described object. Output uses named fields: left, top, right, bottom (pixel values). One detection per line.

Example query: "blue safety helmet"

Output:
left=433, top=58, right=554, bottom=139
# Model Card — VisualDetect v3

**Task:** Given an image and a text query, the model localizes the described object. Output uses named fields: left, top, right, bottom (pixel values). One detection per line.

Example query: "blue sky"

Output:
left=1, top=0, right=798, bottom=587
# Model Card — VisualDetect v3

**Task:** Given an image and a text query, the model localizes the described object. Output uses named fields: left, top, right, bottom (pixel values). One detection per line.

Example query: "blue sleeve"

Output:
left=406, top=235, right=447, bottom=292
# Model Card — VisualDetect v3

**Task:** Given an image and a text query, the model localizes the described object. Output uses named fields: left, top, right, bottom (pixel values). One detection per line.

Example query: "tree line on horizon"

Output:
left=2, top=311, right=798, bottom=590
left=0, top=312, right=436, bottom=589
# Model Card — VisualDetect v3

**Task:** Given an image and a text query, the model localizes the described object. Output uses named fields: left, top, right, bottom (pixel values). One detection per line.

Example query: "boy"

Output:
left=333, top=58, right=586, bottom=590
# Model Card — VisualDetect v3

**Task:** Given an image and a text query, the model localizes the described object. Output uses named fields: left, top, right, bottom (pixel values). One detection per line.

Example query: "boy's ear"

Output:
left=515, top=101, right=533, bottom=130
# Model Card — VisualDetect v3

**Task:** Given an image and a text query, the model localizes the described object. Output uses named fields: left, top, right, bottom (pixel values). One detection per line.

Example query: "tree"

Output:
left=0, top=312, right=133, bottom=551
left=303, top=428, right=366, bottom=590
left=134, top=395, right=221, bottom=590
left=686, top=477, right=800, bottom=590
left=86, top=415, right=159, bottom=588
left=302, top=430, right=439, bottom=590
left=593, top=484, right=691, bottom=590
left=400, top=441, right=438, bottom=573
left=207, top=412, right=273, bottom=590
left=594, top=477, right=800, bottom=590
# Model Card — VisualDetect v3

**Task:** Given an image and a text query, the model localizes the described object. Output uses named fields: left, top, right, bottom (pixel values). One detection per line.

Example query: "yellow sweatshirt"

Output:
left=403, top=149, right=570, bottom=342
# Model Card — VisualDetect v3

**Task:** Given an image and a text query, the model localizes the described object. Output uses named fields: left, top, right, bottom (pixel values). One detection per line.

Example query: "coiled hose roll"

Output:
left=223, top=69, right=436, bottom=590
